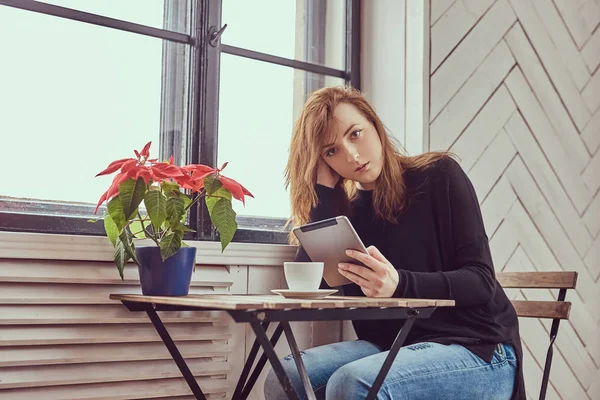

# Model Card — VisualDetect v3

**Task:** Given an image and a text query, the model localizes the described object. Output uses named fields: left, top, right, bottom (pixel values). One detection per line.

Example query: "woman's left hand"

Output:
left=338, top=245, right=399, bottom=298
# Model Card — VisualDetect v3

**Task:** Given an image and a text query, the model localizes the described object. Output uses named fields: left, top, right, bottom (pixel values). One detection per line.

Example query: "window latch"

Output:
left=209, top=24, right=228, bottom=47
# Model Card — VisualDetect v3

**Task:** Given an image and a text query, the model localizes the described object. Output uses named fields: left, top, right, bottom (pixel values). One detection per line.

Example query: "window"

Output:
left=0, top=0, right=360, bottom=244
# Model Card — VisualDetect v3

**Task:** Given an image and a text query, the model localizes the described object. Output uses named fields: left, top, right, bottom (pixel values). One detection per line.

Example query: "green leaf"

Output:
left=204, top=175, right=222, bottom=195
left=113, top=235, right=130, bottom=280
left=144, top=190, right=167, bottom=232
left=161, top=181, right=179, bottom=194
left=88, top=218, right=98, bottom=223
left=107, top=196, right=126, bottom=232
left=119, top=178, right=146, bottom=220
left=119, top=230, right=139, bottom=264
left=159, top=230, right=183, bottom=261
left=103, top=214, right=119, bottom=246
left=171, top=222, right=195, bottom=233
left=180, top=192, right=192, bottom=210
left=205, top=187, right=232, bottom=217
left=166, top=195, right=185, bottom=227
left=129, top=220, right=147, bottom=239
left=210, top=198, right=237, bottom=252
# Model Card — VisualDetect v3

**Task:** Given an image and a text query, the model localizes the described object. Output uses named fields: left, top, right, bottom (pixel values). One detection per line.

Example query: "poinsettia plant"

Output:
left=94, top=141, right=252, bottom=279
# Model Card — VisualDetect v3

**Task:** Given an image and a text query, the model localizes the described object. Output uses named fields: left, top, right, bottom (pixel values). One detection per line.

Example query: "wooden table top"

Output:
left=110, top=294, right=455, bottom=311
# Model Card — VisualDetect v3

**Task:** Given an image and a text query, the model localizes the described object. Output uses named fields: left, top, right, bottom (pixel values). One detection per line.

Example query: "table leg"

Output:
left=281, top=321, right=317, bottom=400
left=249, top=320, right=301, bottom=400
left=233, top=322, right=284, bottom=400
left=365, top=309, right=419, bottom=400
left=144, top=305, right=207, bottom=400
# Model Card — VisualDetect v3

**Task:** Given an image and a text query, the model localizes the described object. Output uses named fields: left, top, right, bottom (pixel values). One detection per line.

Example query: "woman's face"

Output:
left=320, top=103, right=383, bottom=190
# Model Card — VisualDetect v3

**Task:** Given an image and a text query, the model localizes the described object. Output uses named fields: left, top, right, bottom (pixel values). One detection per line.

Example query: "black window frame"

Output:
left=0, top=0, right=361, bottom=245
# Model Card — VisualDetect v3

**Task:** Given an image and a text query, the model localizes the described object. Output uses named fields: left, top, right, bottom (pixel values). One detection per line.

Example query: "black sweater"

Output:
left=295, top=157, right=525, bottom=400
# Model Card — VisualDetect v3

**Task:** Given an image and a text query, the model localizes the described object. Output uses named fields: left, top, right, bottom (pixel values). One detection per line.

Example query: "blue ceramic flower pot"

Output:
left=135, top=246, right=196, bottom=296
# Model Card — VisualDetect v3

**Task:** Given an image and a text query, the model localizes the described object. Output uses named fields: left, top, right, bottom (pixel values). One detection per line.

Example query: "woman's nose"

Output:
left=345, top=147, right=359, bottom=163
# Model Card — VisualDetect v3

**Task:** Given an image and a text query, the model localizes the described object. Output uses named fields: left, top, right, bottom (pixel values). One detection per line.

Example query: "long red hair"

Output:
left=284, top=86, right=451, bottom=241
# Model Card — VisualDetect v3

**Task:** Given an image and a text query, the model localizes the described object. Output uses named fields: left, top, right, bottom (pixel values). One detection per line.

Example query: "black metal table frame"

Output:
left=121, top=301, right=437, bottom=400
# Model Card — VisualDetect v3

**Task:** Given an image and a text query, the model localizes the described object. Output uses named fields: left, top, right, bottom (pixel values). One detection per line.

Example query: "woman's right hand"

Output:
left=316, top=158, right=340, bottom=188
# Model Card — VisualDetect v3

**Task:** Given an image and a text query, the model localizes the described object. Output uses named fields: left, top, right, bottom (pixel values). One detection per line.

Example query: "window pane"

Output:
left=221, top=0, right=346, bottom=70
left=35, top=0, right=190, bottom=34
left=0, top=7, right=188, bottom=208
left=217, top=54, right=345, bottom=221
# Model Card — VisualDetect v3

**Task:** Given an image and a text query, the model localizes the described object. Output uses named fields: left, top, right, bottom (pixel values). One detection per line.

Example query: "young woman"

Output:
left=264, top=86, right=524, bottom=400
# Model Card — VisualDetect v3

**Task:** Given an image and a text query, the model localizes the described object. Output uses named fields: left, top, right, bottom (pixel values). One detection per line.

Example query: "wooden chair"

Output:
left=496, top=271, right=578, bottom=400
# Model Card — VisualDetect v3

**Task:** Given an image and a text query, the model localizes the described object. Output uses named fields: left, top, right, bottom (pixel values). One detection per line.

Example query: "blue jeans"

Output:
left=264, top=340, right=516, bottom=399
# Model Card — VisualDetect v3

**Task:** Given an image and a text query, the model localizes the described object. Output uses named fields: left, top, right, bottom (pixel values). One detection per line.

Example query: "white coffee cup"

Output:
left=283, top=262, right=324, bottom=291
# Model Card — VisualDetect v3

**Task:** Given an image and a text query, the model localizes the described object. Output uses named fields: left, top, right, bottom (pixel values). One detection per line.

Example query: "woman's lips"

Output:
left=355, top=162, right=369, bottom=172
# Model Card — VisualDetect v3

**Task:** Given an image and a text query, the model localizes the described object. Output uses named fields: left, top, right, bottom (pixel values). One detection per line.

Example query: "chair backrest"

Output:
left=496, top=271, right=577, bottom=320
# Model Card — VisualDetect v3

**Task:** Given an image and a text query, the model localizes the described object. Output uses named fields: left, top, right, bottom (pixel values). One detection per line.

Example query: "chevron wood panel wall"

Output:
left=430, top=0, right=600, bottom=399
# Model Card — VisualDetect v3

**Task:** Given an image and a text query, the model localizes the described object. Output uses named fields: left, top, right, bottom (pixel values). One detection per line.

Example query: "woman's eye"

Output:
left=325, top=148, right=337, bottom=157
left=350, top=129, right=362, bottom=138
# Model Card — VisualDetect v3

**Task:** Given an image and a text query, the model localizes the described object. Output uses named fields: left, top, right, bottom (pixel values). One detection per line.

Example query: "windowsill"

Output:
left=0, top=231, right=297, bottom=266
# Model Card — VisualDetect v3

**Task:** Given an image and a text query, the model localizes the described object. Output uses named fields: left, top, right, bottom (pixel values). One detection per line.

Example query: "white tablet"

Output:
left=292, top=216, right=369, bottom=287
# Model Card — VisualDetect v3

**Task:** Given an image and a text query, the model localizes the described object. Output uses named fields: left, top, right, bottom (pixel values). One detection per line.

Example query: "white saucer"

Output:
left=271, top=289, right=338, bottom=299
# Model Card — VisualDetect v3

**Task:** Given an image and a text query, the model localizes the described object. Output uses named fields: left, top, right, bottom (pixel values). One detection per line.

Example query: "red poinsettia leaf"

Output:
left=135, top=167, right=152, bottom=183
left=168, top=155, right=174, bottom=164
left=95, top=158, right=132, bottom=177
left=151, top=163, right=185, bottom=178
left=147, top=158, right=158, bottom=163
left=140, top=141, right=152, bottom=158
left=95, top=173, right=129, bottom=213
left=134, top=150, right=140, bottom=158
left=121, top=159, right=139, bottom=174
left=94, top=191, right=108, bottom=214
left=219, top=162, right=228, bottom=171
left=181, top=164, right=216, bottom=175
left=220, top=176, right=253, bottom=205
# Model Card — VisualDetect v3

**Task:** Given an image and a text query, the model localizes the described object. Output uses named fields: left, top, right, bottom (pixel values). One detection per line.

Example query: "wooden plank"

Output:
left=0, top=232, right=297, bottom=266
left=509, top=0, right=592, bottom=130
left=531, top=0, right=591, bottom=90
left=0, top=260, right=233, bottom=286
left=553, top=0, right=593, bottom=48
left=449, top=85, right=516, bottom=172
left=582, top=149, right=600, bottom=195
left=430, top=40, right=515, bottom=150
left=506, top=202, right=600, bottom=324
left=581, top=107, right=600, bottom=154
left=581, top=24, right=600, bottom=72
left=430, top=0, right=495, bottom=72
left=0, top=341, right=230, bottom=367
left=469, top=129, right=516, bottom=202
left=505, top=70, right=592, bottom=217
left=582, top=69, right=600, bottom=113
left=480, top=176, right=517, bottom=236
left=0, top=282, right=228, bottom=305
left=497, top=271, right=578, bottom=289
left=506, top=158, right=592, bottom=276
left=584, top=234, right=600, bottom=282
left=505, top=156, right=597, bottom=288
left=580, top=0, right=600, bottom=39
left=0, top=359, right=230, bottom=389
left=0, top=324, right=231, bottom=346
left=504, top=251, right=595, bottom=390
left=0, top=304, right=228, bottom=325
left=511, top=300, right=571, bottom=319
left=505, top=23, right=591, bottom=170
left=431, top=0, right=458, bottom=26
left=0, top=377, right=229, bottom=400
left=110, top=293, right=451, bottom=310
left=430, top=0, right=516, bottom=120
